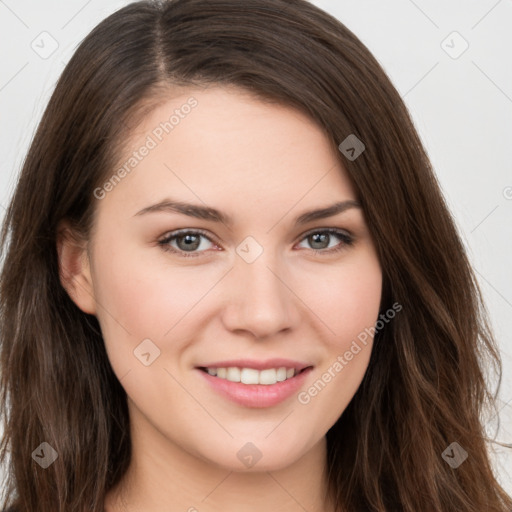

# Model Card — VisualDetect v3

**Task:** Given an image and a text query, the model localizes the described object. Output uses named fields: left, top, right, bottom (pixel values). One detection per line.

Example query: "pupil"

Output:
left=179, top=234, right=200, bottom=251
left=310, top=233, right=328, bottom=249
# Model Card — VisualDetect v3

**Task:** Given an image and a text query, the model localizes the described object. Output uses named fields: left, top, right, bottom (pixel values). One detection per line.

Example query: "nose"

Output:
left=220, top=249, right=301, bottom=339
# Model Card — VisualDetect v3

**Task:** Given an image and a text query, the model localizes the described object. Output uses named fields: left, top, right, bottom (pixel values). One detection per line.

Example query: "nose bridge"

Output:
left=223, top=236, right=298, bottom=337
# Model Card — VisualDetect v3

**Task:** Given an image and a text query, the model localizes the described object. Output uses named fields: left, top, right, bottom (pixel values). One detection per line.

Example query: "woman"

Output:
left=0, top=0, right=510, bottom=510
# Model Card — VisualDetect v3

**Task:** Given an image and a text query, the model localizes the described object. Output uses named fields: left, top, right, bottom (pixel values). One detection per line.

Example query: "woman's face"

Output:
left=66, top=85, right=382, bottom=471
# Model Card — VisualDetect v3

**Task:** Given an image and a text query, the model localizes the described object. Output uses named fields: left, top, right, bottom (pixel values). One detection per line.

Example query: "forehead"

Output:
left=96, top=86, right=357, bottom=221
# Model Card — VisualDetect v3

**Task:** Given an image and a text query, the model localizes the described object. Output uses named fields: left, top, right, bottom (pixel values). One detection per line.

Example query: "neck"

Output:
left=104, top=400, right=335, bottom=512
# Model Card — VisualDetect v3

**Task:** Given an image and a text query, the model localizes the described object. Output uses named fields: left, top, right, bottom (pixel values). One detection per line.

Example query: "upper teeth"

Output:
left=206, top=367, right=296, bottom=385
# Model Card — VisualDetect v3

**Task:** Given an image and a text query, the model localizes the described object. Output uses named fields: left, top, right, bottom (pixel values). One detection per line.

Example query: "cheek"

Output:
left=292, top=254, right=381, bottom=425
left=302, top=251, right=382, bottom=343
left=90, top=233, right=221, bottom=370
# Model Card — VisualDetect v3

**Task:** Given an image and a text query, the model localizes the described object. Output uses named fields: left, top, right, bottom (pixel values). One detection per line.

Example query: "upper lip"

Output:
left=196, top=358, right=313, bottom=372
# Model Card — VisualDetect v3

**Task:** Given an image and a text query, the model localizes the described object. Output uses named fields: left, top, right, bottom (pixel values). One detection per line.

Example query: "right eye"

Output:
left=157, top=229, right=219, bottom=258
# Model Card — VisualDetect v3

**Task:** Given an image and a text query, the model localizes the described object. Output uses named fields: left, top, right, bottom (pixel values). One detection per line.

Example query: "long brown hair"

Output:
left=1, top=1, right=510, bottom=510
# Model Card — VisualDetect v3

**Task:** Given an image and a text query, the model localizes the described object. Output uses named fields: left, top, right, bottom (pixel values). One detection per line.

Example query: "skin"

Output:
left=58, top=85, right=382, bottom=512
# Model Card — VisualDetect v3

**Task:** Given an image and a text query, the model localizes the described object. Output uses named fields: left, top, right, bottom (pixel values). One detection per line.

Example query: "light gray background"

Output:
left=1, top=0, right=511, bottom=499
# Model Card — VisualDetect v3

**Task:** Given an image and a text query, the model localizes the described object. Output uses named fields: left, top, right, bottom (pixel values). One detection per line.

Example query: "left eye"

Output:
left=158, top=228, right=353, bottom=258
left=296, top=228, right=353, bottom=254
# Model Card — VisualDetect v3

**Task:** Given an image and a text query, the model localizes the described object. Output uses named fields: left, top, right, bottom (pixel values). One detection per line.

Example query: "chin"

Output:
left=199, top=443, right=305, bottom=473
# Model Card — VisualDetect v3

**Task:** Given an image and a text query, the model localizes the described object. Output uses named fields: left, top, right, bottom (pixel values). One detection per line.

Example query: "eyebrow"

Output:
left=134, top=198, right=361, bottom=226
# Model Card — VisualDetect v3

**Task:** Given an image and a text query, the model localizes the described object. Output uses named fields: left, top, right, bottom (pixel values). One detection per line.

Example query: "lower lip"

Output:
left=196, top=367, right=313, bottom=408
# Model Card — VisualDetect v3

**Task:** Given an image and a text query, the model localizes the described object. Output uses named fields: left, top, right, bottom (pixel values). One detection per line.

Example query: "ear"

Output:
left=56, top=220, right=96, bottom=315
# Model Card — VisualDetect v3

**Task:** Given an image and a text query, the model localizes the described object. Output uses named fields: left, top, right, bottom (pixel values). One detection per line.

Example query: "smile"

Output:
left=199, top=366, right=304, bottom=385
left=196, top=363, right=314, bottom=408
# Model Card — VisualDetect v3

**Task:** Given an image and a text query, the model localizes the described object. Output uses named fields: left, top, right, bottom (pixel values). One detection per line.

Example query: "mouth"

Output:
left=195, top=359, right=314, bottom=408
left=197, top=365, right=312, bottom=385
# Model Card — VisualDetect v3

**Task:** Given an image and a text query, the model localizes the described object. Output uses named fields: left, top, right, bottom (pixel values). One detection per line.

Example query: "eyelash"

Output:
left=157, top=228, right=354, bottom=258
